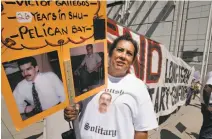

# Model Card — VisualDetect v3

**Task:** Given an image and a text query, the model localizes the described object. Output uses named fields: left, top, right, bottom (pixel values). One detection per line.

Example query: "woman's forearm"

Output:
left=134, top=131, right=148, bottom=139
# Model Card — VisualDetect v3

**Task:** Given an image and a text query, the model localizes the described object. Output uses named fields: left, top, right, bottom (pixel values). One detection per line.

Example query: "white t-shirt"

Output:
left=81, top=53, right=101, bottom=73
left=79, top=74, right=158, bottom=139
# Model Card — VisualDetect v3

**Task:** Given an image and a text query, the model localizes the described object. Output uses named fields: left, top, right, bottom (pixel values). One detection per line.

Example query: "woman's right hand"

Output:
left=64, top=104, right=80, bottom=121
left=25, top=106, right=35, bottom=113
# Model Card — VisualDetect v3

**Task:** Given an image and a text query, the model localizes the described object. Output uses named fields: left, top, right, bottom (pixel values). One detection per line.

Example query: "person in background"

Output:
left=74, top=44, right=102, bottom=92
left=185, top=78, right=201, bottom=106
left=192, top=80, right=201, bottom=100
left=13, top=56, right=65, bottom=120
left=199, top=71, right=212, bottom=139
left=185, top=71, right=201, bottom=106
left=192, top=71, right=201, bottom=99
left=64, top=34, right=158, bottom=139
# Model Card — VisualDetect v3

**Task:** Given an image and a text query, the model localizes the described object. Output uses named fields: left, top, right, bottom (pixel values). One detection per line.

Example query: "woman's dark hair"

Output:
left=109, top=34, right=138, bottom=61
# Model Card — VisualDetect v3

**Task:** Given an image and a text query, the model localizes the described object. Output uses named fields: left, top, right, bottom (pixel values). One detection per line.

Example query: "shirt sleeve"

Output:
left=49, top=72, right=66, bottom=103
left=81, top=56, right=86, bottom=66
left=95, top=53, right=102, bottom=63
left=13, top=86, right=27, bottom=113
left=133, top=86, right=158, bottom=131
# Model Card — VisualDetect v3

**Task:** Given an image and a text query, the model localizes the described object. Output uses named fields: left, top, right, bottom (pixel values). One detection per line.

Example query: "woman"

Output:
left=64, top=34, right=158, bottom=139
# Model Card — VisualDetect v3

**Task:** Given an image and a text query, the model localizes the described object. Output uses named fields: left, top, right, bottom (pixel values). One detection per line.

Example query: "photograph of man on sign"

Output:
left=2, top=51, right=65, bottom=120
left=70, top=42, right=105, bottom=96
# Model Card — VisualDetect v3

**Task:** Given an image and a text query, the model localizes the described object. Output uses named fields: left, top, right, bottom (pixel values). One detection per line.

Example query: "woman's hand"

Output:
left=25, top=105, right=35, bottom=113
left=64, top=104, right=80, bottom=121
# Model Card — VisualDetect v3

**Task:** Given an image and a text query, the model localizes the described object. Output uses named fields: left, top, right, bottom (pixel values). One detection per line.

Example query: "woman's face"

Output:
left=109, top=40, right=135, bottom=77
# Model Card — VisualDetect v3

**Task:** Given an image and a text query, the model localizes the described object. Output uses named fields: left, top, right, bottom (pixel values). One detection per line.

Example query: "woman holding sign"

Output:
left=64, top=34, right=158, bottom=139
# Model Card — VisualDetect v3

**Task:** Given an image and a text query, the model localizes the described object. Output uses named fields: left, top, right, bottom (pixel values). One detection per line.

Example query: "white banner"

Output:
left=107, top=18, right=195, bottom=117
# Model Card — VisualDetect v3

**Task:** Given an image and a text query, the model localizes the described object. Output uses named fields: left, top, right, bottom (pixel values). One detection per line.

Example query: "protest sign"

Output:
left=1, top=1, right=107, bottom=130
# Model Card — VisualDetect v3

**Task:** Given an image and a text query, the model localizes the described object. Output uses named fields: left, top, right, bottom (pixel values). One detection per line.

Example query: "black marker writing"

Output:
left=16, top=1, right=51, bottom=6
left=72, top=25, right=87, bottom=33
left=31, top=12, right=57, bottom=21
left=55, top=1, right=89, bottom=6
left=68, top=12, right=84, bottom=20
left=19, top=25, right=68, bottom=39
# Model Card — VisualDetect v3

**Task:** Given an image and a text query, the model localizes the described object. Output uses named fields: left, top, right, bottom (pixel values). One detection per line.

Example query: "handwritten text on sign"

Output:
left=1, top=1, right=101, bottom=49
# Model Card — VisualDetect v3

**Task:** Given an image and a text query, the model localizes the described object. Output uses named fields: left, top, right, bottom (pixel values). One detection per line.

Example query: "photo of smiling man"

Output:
left=98, top=92, right=112, bottom=113
left=3, top=52, right=66, bottom=120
